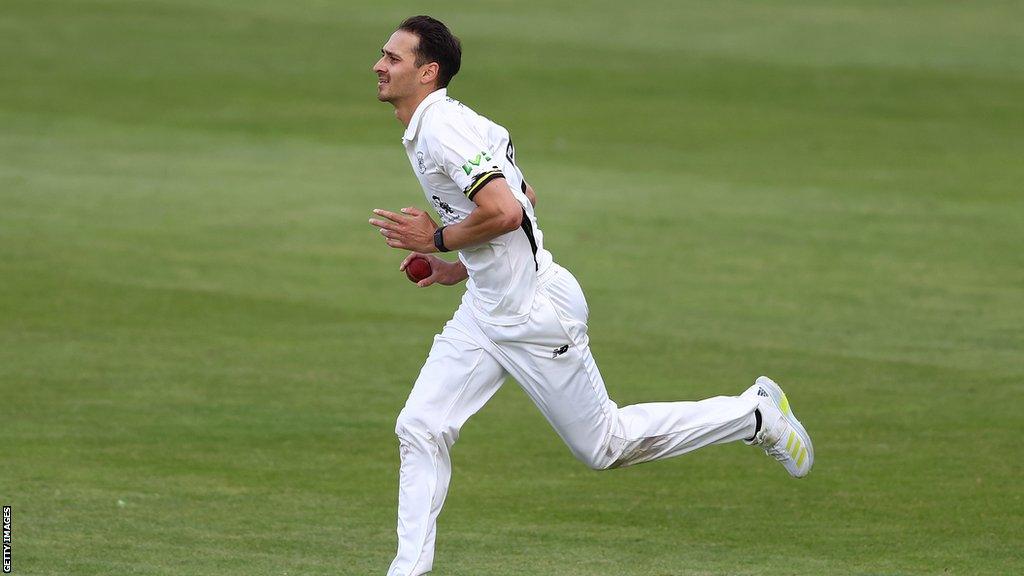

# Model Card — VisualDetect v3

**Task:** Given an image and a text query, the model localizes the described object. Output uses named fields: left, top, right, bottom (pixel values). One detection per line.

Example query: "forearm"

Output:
left=525, top=182, right=536, bottom=207
left=433, top=256, right=468, bottom=284
left=370, top=180, right=523, bottom=255
left=440, top=206, right=520, bottom=251
left=438, top=180, right=523, bottom=251
left=447, top=259, right=468, bottom=283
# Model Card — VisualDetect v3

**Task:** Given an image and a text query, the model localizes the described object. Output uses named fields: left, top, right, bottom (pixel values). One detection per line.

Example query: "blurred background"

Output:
left=1, top=1, right=1022, bottom=574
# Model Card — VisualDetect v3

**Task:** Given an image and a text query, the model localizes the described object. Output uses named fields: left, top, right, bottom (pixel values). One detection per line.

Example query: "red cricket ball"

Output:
left=405, top=256, right=432, bottom=283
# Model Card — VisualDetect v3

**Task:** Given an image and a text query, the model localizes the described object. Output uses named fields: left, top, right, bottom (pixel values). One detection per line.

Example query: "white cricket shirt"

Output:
left=402, top=88, right=553, bottom=325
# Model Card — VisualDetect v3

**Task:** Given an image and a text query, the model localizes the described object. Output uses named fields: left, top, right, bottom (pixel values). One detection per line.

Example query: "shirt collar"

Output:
left=402, top=88, right=447, bottom=143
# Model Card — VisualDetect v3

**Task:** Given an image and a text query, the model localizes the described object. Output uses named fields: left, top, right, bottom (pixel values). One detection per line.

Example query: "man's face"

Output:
left=373, top=30, right=424, bottom=104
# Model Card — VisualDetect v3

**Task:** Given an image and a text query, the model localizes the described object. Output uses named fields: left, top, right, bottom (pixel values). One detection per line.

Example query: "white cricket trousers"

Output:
left=387, top=264, right=757, bottom=576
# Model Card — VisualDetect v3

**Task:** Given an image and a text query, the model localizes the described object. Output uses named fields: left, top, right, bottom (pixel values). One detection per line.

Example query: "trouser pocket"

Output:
left=543, top=270, right=590, bottom=344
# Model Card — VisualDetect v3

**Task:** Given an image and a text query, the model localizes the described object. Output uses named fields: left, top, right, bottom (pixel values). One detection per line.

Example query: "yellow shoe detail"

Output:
left=796, top=446, right=808, bottom=468
left=779, top=393, right=791, bottom=416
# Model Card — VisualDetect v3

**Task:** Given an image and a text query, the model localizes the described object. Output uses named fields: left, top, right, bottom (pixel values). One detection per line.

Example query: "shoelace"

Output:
left=755, top=424, right=791, bottom=461
left=764, top=441, right=790, bottom=461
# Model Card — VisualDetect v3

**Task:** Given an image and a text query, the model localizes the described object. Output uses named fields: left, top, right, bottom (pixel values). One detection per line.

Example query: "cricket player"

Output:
left=368, top=16, right=814, bottom=575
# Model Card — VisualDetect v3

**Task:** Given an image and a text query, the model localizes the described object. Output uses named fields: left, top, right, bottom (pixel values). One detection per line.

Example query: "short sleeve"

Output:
left=425, top=117, right=505, bottom=200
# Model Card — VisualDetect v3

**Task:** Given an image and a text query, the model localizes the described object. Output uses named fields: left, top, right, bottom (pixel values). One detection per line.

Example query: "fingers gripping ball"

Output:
left=405, top=256, right=432, bottom=283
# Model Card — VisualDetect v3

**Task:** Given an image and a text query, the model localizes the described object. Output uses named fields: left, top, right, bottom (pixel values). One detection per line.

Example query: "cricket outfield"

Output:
left=1, top=1, right=1022, bottom=574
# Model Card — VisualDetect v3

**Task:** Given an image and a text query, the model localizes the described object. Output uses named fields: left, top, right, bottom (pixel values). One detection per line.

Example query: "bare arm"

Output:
left=524, top=182, right=536, bottom=207
left=437, top=178, right=523, bottom=250
left=369, top=177, right=523, bottom=254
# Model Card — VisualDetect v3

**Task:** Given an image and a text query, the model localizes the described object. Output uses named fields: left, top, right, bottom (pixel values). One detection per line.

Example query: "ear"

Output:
left=419, top=62, right=440, bottom=87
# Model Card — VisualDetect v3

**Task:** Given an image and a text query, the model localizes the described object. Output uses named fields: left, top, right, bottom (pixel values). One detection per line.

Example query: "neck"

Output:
left=393, top=87, right=438, bottom=127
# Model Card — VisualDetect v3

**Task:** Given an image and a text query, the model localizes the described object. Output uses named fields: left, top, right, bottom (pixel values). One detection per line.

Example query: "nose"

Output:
left=372, top=57, right=386, bottom=74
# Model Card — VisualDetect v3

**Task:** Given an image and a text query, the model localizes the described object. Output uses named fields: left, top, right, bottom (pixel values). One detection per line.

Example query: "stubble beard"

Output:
left=377, top=82, right=412, bottom=107
left=376, top=80, right=402, bottom=104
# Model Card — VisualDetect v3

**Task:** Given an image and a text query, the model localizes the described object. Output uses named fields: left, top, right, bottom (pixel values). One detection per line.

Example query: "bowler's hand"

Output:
left=399, top=252, right=469, bottom=287
left=369, top=207, right=438, bottom=253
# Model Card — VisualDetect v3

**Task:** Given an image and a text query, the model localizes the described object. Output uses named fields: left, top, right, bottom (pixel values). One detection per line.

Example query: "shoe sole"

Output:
left=756, top=376, right=814, bottom=477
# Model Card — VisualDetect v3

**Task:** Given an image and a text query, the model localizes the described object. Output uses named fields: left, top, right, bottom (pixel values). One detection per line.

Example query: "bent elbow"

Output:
left=499, top=207, right=523, bottom=233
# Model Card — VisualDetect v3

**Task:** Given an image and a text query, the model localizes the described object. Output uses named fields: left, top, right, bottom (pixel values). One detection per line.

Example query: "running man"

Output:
left=368, top=16, right=814, bottom=576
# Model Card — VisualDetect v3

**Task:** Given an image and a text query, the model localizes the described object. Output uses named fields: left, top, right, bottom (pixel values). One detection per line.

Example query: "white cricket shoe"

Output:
left=742, top=376, right=814, bottom=478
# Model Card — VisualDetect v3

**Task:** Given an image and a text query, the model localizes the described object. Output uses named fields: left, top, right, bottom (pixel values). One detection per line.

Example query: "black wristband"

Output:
left=433, top=226, right=450, bottom=252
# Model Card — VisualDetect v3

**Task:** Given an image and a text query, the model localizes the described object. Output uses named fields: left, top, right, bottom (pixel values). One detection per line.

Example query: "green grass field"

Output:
left=2, top=1, right=1023, bottom=574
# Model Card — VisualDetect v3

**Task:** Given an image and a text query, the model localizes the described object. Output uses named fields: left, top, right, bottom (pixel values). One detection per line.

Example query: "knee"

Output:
left=573, top=447, right=618, bottom=471
left=583, top=455, right=618, bottom=471
left=573, top=434, right=627, bottom=471
left=395, top=409, right=451, bottom=448
left=395, top=410, right=429, bottom=441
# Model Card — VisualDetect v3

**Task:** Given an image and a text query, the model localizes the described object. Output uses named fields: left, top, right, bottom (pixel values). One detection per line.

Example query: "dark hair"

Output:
left=399, top=15, right=462, bottom=89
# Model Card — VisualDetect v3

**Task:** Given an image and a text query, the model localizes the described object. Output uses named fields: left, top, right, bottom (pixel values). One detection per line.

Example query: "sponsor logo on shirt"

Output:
left=431, top=196, right=459, bottom=226
left=431, top=195, right=455, bottom=215
left=461, top=151, right=493, bottom=175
